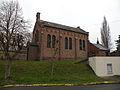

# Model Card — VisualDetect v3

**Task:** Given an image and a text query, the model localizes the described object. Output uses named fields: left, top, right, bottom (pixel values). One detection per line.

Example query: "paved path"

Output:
left=1, top=84, right=120, bottom=90
left=103, top=76, right=120, bottom=82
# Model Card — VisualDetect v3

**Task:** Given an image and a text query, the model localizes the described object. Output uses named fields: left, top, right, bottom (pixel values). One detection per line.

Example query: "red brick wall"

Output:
left=27, top=45, right=39, bottom=60
left=37, top=26, right=88, bottom=60
left=98, top=51, right=107, bottom=56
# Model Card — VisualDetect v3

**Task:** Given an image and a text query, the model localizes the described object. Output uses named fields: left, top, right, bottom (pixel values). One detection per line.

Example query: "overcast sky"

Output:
left=1, top=0, right=120, bottom=50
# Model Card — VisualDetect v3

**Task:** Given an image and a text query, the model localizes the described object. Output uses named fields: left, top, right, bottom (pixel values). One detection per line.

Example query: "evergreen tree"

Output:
left=101, top=16, right=112, bottom=50
left=116, top=35, right=120, bottom=46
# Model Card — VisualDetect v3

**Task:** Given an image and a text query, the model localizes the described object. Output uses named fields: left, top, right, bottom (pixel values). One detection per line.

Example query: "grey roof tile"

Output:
left=40, top=20, right=88, bottom=35
left=94, top=44, right=109, bottom=51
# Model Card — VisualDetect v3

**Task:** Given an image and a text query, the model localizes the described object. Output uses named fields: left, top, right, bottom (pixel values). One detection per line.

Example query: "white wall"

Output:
left=89, top=57, right=120, bottom=77
left=89, top=57, right=96, bottom=73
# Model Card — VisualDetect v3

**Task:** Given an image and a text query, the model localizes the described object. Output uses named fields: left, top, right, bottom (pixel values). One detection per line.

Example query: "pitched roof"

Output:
left=40, top=20, right=88, bottom=35
left=94, top=44, right=109, bottom=51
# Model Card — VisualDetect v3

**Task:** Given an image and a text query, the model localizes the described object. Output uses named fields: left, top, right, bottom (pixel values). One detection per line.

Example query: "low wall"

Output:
left=0, top=50, right=27, bottom=60
left=89, top=57, right=120, bottom=77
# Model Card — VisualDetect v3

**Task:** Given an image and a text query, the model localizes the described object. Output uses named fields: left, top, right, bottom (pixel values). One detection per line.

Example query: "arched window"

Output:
left=79, top=39, right=82, bottom=50
left=52, top=35, right=56, bottom=48
left=83, top=40, right=85, bottom=50
left=65, top=37, right=68, bottom=49
left=69, top=38, right=72, bottom=49
left=47, top=34, right=51, bottom=48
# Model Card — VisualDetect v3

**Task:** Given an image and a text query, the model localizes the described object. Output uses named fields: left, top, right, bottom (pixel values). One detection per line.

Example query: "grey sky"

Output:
left=1, top=0, right=120, bottom=50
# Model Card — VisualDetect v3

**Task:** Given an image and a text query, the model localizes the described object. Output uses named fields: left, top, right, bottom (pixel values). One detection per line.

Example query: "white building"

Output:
left=89, top=57, right=120, bottom=77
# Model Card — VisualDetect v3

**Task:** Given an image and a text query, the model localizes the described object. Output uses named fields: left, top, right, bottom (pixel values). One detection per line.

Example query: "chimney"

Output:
left=36, top=12, right=40, bottom=21
left=77, top=26, right=80, bottom=29
left=97, top=38, right=99, bottom=44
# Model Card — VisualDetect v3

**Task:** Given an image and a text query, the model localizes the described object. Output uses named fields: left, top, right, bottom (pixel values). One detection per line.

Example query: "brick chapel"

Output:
left=27, top=12, right=89, bottom=60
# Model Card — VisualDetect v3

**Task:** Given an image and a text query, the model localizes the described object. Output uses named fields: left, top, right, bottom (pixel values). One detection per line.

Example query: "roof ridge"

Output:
left=40, top=20, right=76, bottom=29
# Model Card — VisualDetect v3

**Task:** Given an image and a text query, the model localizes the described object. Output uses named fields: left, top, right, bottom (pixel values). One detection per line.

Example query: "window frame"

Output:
left=83, top=40, right=85, bottom=50
left=65, top=37, right=68, bottom=49
left=52, top=35, right=56, bottom=48
left=47, top=34, right=51, bottom=48
left=79, top=39, right=82, bottom=50
left=107, top=64, right=113, bottom=74
left=69, top=38, right=72, bottom=49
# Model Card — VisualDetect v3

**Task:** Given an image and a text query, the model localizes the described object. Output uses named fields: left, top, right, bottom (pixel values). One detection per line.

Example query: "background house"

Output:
left=88, top=40, right=109, bottom=57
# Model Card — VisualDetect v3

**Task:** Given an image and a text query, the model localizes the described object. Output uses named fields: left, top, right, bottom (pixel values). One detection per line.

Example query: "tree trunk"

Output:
left=5, top=59, right=12, bottom=79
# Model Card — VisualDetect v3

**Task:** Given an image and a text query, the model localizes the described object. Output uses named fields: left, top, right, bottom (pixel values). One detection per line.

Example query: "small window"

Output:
left=107, top=64, right=113, bottom=74
left=52, top=35, right=56, bottom=48
left=69, top=38, right=72, bottom=49
left=65, top=37, right=68, bottom=49
left=79, top=39, right=82, bottom=50
left=47, top=34, right=51, bottom=48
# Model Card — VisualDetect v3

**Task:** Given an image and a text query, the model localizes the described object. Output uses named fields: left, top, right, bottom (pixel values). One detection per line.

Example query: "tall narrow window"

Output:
left=47, top=34, right=51, bottom=48
left=79, top=39, right=82, bottom=50
left=83, top=40, right=85, bottom=50
left=52, top=35, right=56, bottom=48
left=69, top=38, right=72, bottom=49
left=65, top=37, right=68, bottom=49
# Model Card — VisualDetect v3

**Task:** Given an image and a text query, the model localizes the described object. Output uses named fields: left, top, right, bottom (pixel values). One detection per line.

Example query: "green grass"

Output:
left=0, top=59, right=105, bottom=85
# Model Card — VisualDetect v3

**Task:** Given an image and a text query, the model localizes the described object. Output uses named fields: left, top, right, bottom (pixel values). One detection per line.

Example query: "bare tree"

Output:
left=24, top=32, right=32, bottom=45
left=0, top=0, right=30, bottom=79
left=101, top=16, right=112, bottom=50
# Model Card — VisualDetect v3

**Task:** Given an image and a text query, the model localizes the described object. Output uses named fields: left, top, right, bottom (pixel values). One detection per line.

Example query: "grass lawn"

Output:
left=0, top=59, right=105, bottom=86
